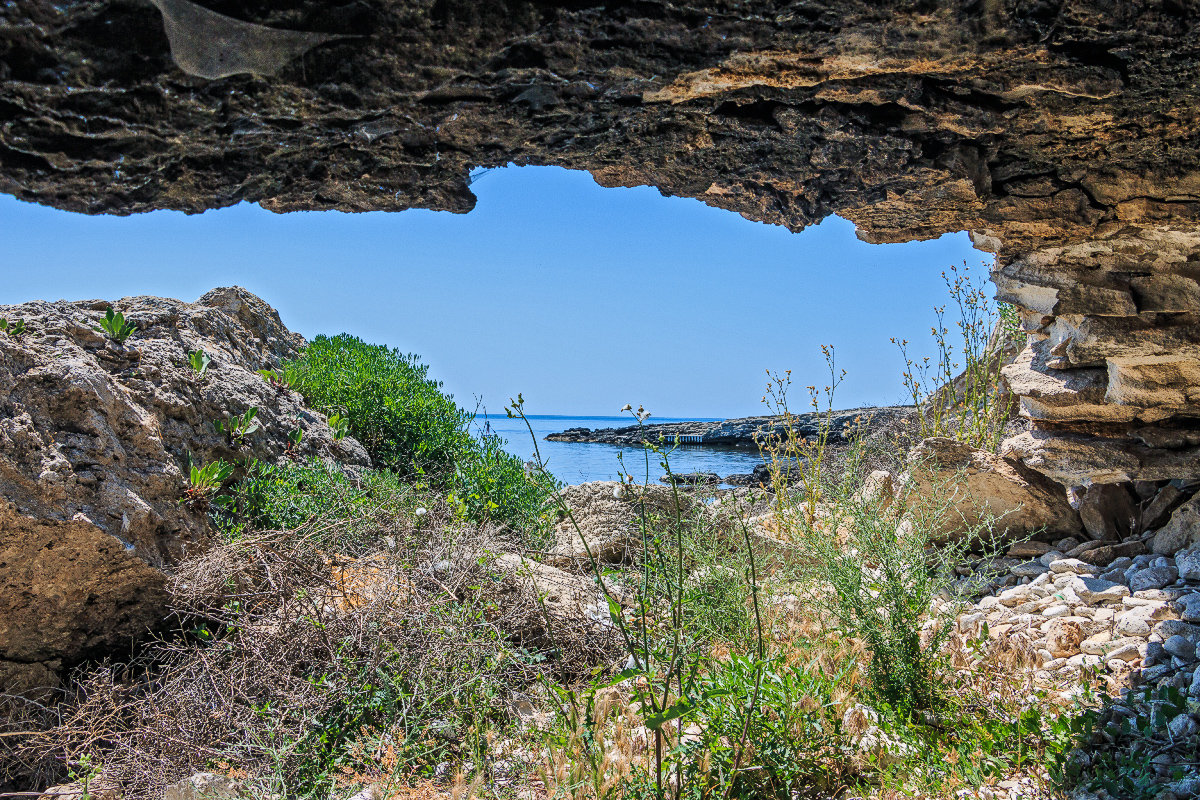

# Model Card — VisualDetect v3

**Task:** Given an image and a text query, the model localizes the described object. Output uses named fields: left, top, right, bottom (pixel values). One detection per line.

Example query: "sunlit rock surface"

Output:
left=0, top=288, right=369, bottom=686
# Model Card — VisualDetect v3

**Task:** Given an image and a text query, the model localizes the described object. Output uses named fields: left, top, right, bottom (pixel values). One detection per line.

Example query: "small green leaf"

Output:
left=645, top=698, right=695, bottom=731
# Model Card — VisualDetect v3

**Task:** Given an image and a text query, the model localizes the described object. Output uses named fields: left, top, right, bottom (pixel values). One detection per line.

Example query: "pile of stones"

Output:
left=955, top=490, right=1200, bottom=797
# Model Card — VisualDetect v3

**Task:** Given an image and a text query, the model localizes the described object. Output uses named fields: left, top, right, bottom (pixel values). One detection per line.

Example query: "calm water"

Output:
left=473, top=414, right=767, bottom=486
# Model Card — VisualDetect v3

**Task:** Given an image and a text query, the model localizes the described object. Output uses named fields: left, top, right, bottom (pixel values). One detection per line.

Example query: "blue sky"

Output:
left=0, top=166, right=989, bottom=418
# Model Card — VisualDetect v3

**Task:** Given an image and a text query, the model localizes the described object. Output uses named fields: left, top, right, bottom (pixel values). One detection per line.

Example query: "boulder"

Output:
left=483, top=552, right=626, bottom=657
left=1151, top=495, right=1200, bottom=555
left=164, top=773, right=240, bottom=800
left=1070, top=577, right=1130, bottom=605
left=1180, top=594, right=1200, bottom=623
left=1163, top=635, right=1197, bottom=663
left=0, top=288, right=370, bottom=691
left=546, top=481, right=701, bottom=566
left=1129, top=565, right=1178, bottom=592
left=902, top=437, right=1081, bottom=543
left=1177, top=548, right=1200, bottom=582
left=852, top=469, right=897, bottom=510
left=1077, top=483, right=1138, bottom=542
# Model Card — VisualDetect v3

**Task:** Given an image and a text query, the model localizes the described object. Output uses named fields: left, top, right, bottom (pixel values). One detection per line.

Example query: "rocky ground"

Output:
left=946, top=489, right=1200, bottom=800
left=4, top=289, right=1200, bottom=799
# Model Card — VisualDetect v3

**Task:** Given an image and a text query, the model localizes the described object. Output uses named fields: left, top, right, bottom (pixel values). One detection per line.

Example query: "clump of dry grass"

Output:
left=2, top=498, right=569, bottom=798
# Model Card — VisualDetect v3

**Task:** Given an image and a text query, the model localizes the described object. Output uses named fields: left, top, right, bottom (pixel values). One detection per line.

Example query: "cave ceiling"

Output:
left=1, top=0, right=1198, bottom=253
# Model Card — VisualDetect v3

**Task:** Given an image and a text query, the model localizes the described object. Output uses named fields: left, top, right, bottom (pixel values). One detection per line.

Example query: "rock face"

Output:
left=546, top=480, right=700, bottom=567
left=0, top=287, right=369, bottom=688
left=1, top=2, right=1199, bottom=486
left=904, top=437, right=1082, bottom=542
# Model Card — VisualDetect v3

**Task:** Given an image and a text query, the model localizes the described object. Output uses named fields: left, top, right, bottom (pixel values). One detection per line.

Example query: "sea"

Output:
left=473, top=414, right=767, bottom=487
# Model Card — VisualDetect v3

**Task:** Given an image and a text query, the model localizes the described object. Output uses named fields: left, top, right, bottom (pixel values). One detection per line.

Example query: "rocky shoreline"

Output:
left=545, top=405, right=913, bottom=449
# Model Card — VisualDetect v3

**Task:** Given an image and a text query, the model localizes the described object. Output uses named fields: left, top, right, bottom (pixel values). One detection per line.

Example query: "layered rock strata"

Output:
left=997, top=230, right=1200, bottom=486
left=0, top=288, right=368, bottom=687
left=1, top=1, right=1199, bottom=484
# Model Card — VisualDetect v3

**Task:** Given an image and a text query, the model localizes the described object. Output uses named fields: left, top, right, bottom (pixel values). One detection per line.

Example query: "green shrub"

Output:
left=452, top=429, right=551, bottom=537
left=287, top=334, right=473, bottom=476
left=182, top=454, right=234, bottom=511
left=545, top=654, right=852, bottom=800
left=187, top=348, right=211, bottom=378
left=286, top=334, right=554, bottom=531
left=0, top=317, right=29, bottom=338
left=682, top=653, right=851, bottom=799
left=212, top=406, right=261, bottom=448
left=216, top=458, right=413, bottom=541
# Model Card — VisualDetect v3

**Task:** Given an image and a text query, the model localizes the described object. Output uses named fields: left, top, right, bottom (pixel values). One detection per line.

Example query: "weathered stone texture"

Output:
left=2, top=1, right=1200, bottom=484
left=0, top=288, right=369, bottom=685
left=903, top=436, right=1082, bottom=542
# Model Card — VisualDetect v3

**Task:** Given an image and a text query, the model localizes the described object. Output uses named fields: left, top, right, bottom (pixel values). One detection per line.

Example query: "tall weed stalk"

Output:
left=506, top=398, right=854, bottom=796
left=892, top=261, right=1019, bottom=452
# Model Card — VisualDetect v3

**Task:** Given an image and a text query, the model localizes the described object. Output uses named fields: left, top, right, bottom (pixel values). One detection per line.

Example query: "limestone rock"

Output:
left=1070, top=577, right=1130, bottom=605
left=1011, top=561, right=1050, bottom=578
left=1001, top=339, right=1120, bottom=424
left=1050, top=558, right=1096, bottom=576
left=1046, top=620, right=1084, bottom=659
left=1152, top=496, right=1200, bottom=555
left=852, top=469, right=896, bottom=510
left=1130, top=565, right=1180, bottom=593
left=546, top=481, right=700, bottom=567
left=1067, top=540, right=1146, bottom=569
left=1181, top=595, right=1200, bottom=623
left=1002, top=424, right=1200, bottom=487
left=484, top=552, right=626, bottom=656
left=1008, top=540, right=1054, bottom=558
left=163, top=773, right=240, bottom=800
left=1164, top=635, right=1198, bottom=663
left=903, top=437, right=1081, bottom=542
left=1115, top=604, right=1174, bottom=638
left=1167, top=713, right=1199, bottom=740
left=0, top=288, right=369, bottom=690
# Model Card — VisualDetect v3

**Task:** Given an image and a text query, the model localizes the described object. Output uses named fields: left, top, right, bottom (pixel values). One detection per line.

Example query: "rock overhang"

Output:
left=1, top=0, right=1199, bottom=484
